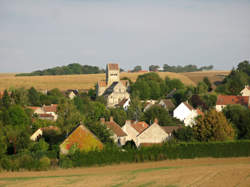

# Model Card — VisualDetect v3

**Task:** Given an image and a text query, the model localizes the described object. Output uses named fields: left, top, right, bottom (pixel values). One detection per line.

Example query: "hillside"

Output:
left=0, top=71, right=229, bottom=91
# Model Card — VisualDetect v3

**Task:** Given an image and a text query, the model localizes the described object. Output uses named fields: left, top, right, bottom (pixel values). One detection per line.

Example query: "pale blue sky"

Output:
left=0, top=0, right=249, bottom=73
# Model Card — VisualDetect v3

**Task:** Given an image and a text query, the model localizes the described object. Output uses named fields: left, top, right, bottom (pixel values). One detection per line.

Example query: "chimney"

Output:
left=154, top=118, right=158, bottom=124
left=110, top=116, right=113, bottom=122
left=100, top=118, right=105, bottom=123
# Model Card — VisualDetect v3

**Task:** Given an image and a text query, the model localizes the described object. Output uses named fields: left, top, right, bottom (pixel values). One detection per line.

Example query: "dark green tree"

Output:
left=28, top=87, right=40, bottom=105
left=2, top=90, right=11, bottom=108
left=203, top=77, right=212, bottom=92
left=223, top=105, right=250, bottom=139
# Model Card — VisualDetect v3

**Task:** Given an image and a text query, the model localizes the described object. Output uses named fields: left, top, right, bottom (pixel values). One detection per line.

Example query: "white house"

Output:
left=27, top=104, right=58, bottom=121
left=240, top=85, right=250, bottom=96
left=30, top=126, right=60, bottom=141
left=173, top=102, right=202, bottom=126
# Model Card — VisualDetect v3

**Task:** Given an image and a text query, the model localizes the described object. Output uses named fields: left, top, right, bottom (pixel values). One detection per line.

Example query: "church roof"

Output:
left=107, top=64, right=119, bottom=70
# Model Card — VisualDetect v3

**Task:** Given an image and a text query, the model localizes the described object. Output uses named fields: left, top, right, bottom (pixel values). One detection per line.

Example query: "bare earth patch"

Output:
left=0, top=157, right=250, bottom=187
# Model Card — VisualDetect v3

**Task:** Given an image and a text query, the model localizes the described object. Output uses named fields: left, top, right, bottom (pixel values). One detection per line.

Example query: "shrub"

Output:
left=37, top=157, right=51, bottom=171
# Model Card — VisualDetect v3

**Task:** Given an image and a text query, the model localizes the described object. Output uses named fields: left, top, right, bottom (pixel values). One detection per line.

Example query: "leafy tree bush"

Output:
left=143, top=105, right=179, bottom=126
left=193, top=109, right=235, bottom=141
left=38, top=156, right=51, bottom=171
left=223, top=105, right=250, bottom=139
left=173, top=126, right=195, bottom=142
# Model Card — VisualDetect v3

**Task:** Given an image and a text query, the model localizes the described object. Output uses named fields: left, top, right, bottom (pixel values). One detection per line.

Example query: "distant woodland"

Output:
left=16, top=63, right=104, bottom=76
left=162, top=64, right=213, bottom=72
left=16, top=63, right=214, bottom=76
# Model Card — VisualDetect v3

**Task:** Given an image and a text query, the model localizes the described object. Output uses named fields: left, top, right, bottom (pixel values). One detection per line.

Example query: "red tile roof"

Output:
left=131, top=121, right=149, bottom=134
left=108, top=64, right=119, bottom=70
left=196, top=108, right=204, bottom=116
left=38, top=113, right=54, bottom=118
left=43, top=104, right=58, bottom=113
left=216, top=95, right=249, bottom=106
left=103, top=120, right=127, bottom=137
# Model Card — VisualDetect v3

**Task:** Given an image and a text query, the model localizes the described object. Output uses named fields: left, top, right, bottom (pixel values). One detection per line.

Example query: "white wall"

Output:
left=173, top=103, right=192, bottom=121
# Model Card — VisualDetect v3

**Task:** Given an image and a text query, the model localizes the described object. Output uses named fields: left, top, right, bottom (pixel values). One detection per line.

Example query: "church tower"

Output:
left=106, top=63, right=120, bottom=86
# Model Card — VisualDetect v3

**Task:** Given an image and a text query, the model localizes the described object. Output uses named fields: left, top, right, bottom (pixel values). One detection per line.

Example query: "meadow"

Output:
left=0, top=157, right=249, bottom=187
left=0, top=71, right=229, bottom=91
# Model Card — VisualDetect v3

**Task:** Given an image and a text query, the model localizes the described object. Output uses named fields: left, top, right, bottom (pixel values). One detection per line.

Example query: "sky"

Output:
left=0, top=0, right=250, bottom=73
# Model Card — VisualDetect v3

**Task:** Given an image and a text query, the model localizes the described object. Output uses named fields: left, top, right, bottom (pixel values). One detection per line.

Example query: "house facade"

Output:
left=122, top=120, right=149, bottom=143
left=27, top=104, right=58, bottom=121
left=135, top=120, right=168, bottom=147
left=173, top=102, right=202, bottom=126
left=101, top=117, right=127, bottom=146
left=215, top=95, right=249, bottom=112
left=240, top=85, right=250, bottom=96
left=60, top=124, right=103, bottom=154
left=96, top=64, right=130, bottom=107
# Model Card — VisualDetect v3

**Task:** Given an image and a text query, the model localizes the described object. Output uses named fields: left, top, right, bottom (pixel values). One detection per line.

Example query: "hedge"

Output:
left=1, top=140, right=250, bottom=171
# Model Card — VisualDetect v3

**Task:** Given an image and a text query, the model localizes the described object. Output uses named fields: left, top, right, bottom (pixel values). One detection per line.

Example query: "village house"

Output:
left=158, top=99, right=175, bottom=111
left=173, top=102, right=203, bottom=126
left=116, top=98, right=130, bottom=110
left=215, top=95, right=250, bottom=112
left=101, top=117, right=127, bottom=146
left=135, top=119, right=177, bottom=147
left=240, top=85, right=250, bottom=96
left=122, top=120, right=149, bottom=143
left=60, top=124, right=103, bottom=154
left=143, top=100, right=158, bottom=112
left=27, top=104, right=58, bottom=121
left=65, top=89, right=79, bottom=100
left=122, top=119, right=180, bottom=148
left=30, top=126, right=60, bottom=141
left=96, top=64, right=130, bottom=107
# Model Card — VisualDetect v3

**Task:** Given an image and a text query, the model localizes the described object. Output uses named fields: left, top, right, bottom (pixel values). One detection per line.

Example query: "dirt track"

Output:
left=0, top=157, right=250, bottom=187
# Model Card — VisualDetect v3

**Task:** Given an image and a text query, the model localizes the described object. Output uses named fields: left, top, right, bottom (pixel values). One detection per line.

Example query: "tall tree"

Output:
left=28, top=87, right=40, bottom=105
left=223, top=105, right=250, bottom=139
left=193, top=109, right=235, bottom=141
left=2, top=90, right=11, bottom=108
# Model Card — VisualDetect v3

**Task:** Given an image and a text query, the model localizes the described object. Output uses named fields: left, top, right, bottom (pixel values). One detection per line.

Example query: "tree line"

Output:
left=16, top=63, right=104, bottom=76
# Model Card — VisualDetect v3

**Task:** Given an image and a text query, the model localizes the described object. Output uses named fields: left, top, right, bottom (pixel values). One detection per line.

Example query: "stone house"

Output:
left=135, top=119, right=169, bottom=147
left=122, top=120, right=149, bottom=143
left=158, top=99, right=175, bottom=111
left=97, top=64, right=130, bottom=107
left=216, top=95, right=250, bottom=112
left=101, top=117, right=127, bottom=146
left=240, top=85, right=250, bottom=96
left=27, top=104, right=58, bottom=121
left=66, top=89, right=79, bottom=100
left=60, top=124, right=103, bottom=154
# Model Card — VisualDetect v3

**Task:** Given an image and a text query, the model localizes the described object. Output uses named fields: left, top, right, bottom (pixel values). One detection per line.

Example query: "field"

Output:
left=0, top=71, right=229, bottom=91
left=0, top=157, right=249, bottom=187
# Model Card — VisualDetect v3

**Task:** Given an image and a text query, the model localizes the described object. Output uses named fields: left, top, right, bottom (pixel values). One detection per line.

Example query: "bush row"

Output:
left=59, top=140, right=250, bottom=168
left=1, top=140, right=250, bottom=171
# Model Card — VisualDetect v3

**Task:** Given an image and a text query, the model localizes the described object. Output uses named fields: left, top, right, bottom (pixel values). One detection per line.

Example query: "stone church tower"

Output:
left=106, top=64, right=120, bottom=86
left=96, top=63, right=130, bottom=107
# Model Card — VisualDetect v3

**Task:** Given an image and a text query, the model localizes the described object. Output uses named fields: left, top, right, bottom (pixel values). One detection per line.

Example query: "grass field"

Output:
left=0, top=157, right=249, bottom=187
left=0, top=71, right=229, bottom=91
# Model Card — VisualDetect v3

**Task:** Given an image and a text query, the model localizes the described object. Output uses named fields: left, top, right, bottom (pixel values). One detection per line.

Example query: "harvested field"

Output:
left=0, top=72, right=195, bottom=91
left=181, top=71, right=230, bottom=89
left=0, top=157, right=249, bottom=187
